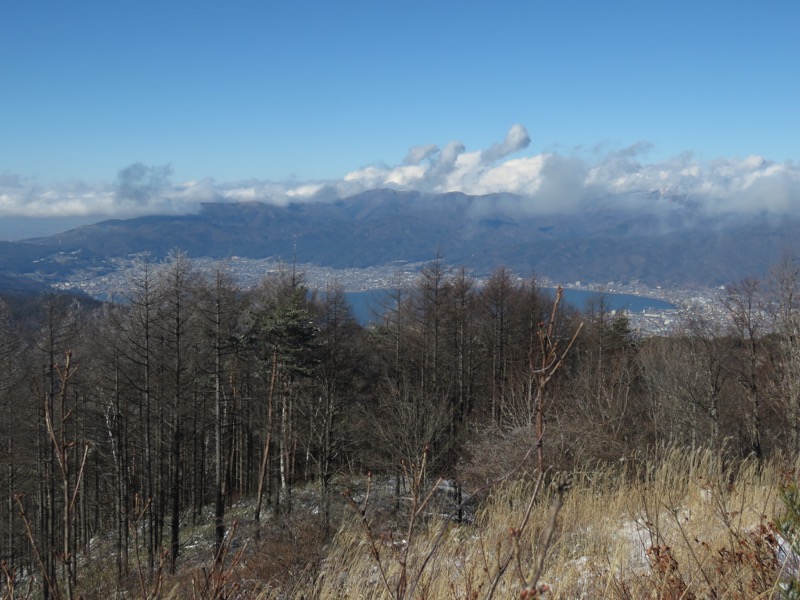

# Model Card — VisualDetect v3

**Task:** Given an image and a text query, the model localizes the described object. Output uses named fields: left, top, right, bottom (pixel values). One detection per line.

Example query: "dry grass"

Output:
left=5, top=448, right=796, bottom=599
left=313, top=447, right=795, bottom=599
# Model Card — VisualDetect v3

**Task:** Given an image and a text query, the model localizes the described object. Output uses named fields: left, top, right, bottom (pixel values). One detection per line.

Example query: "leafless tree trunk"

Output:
left=533, top=287, right=582, bottom=473
left=767, top=252, right=800, bottom=453
left=723, top=277, right=766, bottom=458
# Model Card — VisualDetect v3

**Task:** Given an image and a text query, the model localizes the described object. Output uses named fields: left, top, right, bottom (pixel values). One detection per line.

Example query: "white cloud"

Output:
left=385, top=164, right=426, bottom=186
left=474, top=155, right=547, bottom=195
left=481, top=123, right=531, bottom=163
left=2, top=125, right=800, bottom=220
left=174, top=177, right=221, bottom=203
left=403, top=144, right=438, bottom=165
left=343, top=165, right=387, bottom=186
left=286, top=183, right=326, bottom=199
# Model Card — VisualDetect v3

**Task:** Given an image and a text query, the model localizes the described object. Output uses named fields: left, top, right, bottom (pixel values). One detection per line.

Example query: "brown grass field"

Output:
left=308, top=447, right=796, bottom=599
left=10, top=446, right=799, bottom=600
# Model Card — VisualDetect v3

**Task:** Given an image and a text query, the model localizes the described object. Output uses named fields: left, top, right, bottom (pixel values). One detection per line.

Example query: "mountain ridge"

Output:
left=1, top=189, right=796, bottom=289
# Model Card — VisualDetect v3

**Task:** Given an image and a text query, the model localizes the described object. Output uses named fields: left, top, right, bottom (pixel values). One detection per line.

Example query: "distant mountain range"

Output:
left=0, top=188, right=797, bottom=292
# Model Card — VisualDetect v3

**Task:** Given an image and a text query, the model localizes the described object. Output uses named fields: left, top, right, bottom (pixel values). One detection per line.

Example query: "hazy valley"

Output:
left=1, top=188, right=796, bottom=297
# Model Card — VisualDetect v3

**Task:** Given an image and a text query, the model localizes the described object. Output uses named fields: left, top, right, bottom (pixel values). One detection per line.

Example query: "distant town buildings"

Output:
left=42, top=254, right=731, bottom=337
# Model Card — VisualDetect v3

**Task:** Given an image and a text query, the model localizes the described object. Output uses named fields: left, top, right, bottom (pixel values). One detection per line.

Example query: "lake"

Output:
left=344, top=288, right=676, bottom=325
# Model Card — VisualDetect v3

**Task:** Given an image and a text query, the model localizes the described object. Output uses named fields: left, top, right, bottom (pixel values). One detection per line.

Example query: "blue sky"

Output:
left=2, top=1, right=800, bottom=220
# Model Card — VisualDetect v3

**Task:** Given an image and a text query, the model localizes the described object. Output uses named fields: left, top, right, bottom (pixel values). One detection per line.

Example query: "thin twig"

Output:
left=342, top=476, right=394, bottom=598
left=15, top=494, right=58, bottom=598
left=484, top=470, right=545, bottom=600
left=528, top=474, right=571, bottom=589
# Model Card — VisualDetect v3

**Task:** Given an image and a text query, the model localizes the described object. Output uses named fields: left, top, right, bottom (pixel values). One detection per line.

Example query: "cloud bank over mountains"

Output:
left=2, top=125, right=799, bottom=219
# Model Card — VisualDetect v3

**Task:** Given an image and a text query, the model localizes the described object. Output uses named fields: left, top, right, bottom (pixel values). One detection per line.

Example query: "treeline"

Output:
left=2, top=252, right=800, bottom=598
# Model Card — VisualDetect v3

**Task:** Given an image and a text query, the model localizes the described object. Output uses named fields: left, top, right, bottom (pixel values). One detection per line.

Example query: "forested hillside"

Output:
left=3, top=253, right=800, bottom=598
left=4, top=192, right=800, bottom=289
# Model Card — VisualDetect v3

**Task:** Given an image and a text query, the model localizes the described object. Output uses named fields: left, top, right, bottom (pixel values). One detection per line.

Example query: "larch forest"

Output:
left=3, top=252, right=800, bottom=599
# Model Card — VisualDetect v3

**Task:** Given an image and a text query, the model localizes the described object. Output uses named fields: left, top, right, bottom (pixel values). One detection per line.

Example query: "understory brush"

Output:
left=5, top=447, right=800, bottom=599
left=314, top=447, right=800, bottom=599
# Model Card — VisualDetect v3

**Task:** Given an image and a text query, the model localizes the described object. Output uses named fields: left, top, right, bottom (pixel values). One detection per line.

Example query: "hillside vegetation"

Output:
left=4, top=191, right=800, bottom=286
left=3, top=252, right=800, bottom=598
left=316, top=449, right=792, bottom=599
